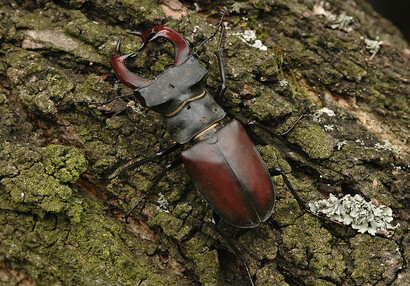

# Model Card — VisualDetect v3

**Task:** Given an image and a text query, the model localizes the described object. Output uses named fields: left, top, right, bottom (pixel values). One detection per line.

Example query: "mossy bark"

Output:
left=0, top=0, right=408, bottom=285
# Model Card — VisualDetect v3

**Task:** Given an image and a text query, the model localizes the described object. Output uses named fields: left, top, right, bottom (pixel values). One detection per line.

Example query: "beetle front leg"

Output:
left=213, top=8, right=228, bottom=103
left=193, top=8, right=228, bottom=103
left=214, top=22, right=228, bottom=103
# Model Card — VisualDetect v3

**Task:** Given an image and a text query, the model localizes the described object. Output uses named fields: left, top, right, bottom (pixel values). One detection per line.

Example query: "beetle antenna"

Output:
left=194, top=7, right=227, bottom=55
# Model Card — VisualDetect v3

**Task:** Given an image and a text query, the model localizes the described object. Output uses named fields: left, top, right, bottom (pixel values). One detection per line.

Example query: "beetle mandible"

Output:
left=110, top=10, right=330, bottom=228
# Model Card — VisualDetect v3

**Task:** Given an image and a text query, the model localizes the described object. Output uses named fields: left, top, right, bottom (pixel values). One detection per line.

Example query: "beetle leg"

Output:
left=193, top=7, right=227, bottom=55
left=214, top=21, right=228, bottom=103
left=127, top=26, right=190, bottom=66
left=214, top=229, right=255, bottom=286
left=192, top=8, right=228, bottom=103
left=110, top=38, right=153, bottom=89
left=109, top=143, right=181, bottom=180
left=247, top=114, right=305, bottom=136
left=269, top=167, right=343, bottom=225
left=123, top=157, right=182, bottom=222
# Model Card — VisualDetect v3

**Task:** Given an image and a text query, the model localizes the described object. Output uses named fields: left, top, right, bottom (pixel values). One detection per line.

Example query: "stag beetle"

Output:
left=104, top=10, right=340, bottom=286
left=109, top=10, right=332, bottom=229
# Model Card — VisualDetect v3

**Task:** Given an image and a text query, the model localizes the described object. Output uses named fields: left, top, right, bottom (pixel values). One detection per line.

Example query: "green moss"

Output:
left=65, top=10, right=109, bottom=47
left=256, top=264, right=289, bottom=285
left=83, top=140, right=118, bottom=173
left=150, top=52, right=174, bottom=76
left=173, top=202, right=192, bottom=220
left=5, top=46, right=75, bottom=116
left=185, top=235, right=219, bottom=286
left=248, top=90, right=293, bottom=121
left=77, top=74, right=115, bottom=104
left=287, top=122, right=337, bottom=159
left=274, top=198, right=304, bottom=226
left=333, top=57, right=367, bottom=82
left=148, top=211, right=183, bottom=238
left=276, top=37, right=322, bottom=68
left=0, top=143, right=87, bottom=222
left=350, top=235, right=403, bottom=285
left=240, top=225, right=277, bottom=261
left=45, top=145, right=88, bottom=184
left=0, top=194, right=183, bottom=285
left=280, top=215, right=347, bottom=284
left=312, top=63, right=344, bottom=87
left=258, top=145, right=292, bottom=173
left=194, top=250, right=219, bottom=286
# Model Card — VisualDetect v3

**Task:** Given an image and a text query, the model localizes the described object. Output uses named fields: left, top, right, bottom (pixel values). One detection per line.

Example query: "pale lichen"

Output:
left=309, top=194, right=397, bottom=237
left=313, top=2, right=355, bottom=32
left=364, top=37, right=383, bottom=60
left=233, top=30, right=268, bottom=51
left=312, top=107, right=336, bottom=122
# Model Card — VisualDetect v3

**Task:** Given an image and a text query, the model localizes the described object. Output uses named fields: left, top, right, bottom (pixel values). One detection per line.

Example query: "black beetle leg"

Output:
left=269, top=167, right=342, bottom=225
left=247, top=114, right=305, bottom=137
left=192, top=8, right=227, bottom=103
left=109, top=143, right=181, bottom=180
left=214, top=21, right=228, bottom=103
left=215, top=230, right=255, bottom=286
left=193, top=7, right=227, bottom=55
left=123, top=157, right=182, bottom=222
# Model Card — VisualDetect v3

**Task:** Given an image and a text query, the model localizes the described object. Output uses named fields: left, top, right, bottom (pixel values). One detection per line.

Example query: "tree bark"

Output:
left=0, top=0, right=408, bottom=285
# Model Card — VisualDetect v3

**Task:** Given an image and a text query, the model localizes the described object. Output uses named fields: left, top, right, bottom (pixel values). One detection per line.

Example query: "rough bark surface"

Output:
left=0, top=0, right=408, bottom=285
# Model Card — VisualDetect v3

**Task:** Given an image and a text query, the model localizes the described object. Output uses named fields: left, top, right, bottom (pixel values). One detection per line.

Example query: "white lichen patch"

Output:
left=374, top=139, right=401, bottom=154
left=234, top=30, right=268, bottom=51
left=336, top=140, right=347, bottom=150
left=364, top=37, right=383, bottom=60
left=313, top=107, right=336, bottom=122
left=279, top=79, right=289, bottom=87
left=192, top=25, right=200, bottom=33
left=324, top=124, right=334, bottom=131
left=309, top=194, right=397, bottom=237
left=156, top=193, right=169, bottom=213
left=313, top=2, right=355, bottom=32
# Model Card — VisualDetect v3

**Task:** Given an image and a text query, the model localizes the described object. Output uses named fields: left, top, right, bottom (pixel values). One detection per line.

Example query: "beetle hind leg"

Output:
left=269, top=167, right=342, bottom=225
